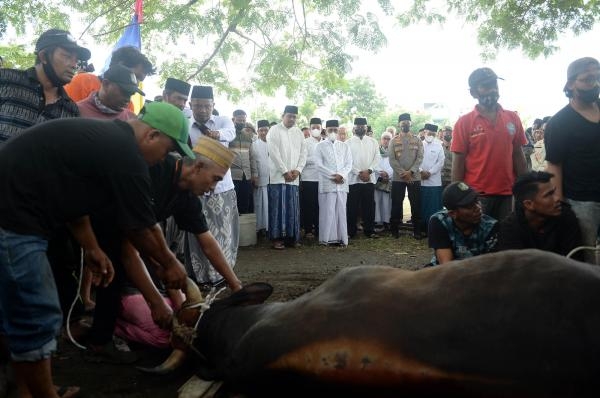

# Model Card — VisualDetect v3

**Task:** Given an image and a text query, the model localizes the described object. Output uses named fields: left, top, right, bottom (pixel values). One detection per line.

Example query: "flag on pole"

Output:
left=104, top=0, right=145, bottom=113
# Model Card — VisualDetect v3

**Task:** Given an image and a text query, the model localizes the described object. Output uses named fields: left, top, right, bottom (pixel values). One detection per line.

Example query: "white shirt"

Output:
left=378, top=154, right=393, bottom=180
left=346, top=135, right=381, bottom=185
left=301, top=136, right=322, bottom=182
left=419, top=139, right=445, bottom=187
left=267, top=122, right=307, bottom=186
left=250, top=139, right=269, bottom=187
left=314, top=139, right=353, bottom=193
left=189, top=115, right=235, bottom=194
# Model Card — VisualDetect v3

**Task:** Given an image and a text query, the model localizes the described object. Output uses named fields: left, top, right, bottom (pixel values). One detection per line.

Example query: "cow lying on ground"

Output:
left=145, top=249, right=600, bottom=397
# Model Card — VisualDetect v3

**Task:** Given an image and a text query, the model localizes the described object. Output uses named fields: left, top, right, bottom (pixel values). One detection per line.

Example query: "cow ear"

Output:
left=228, top=282, right=273, bottom=306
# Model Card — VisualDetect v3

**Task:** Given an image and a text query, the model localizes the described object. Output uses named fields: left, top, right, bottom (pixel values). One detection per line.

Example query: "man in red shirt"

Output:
left=451, top=67, right=527, bottom=221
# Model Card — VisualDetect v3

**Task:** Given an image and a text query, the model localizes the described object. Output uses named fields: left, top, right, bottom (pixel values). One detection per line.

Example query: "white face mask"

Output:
left=328, top=132, right=337, bottom=142
left=311, top=129, right=321, bottom=138
left=424, top=135, right=434, bottom=143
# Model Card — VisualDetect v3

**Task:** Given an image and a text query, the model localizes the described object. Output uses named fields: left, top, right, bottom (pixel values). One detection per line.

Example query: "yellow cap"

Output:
left=192, top=136, right=235, bottom=169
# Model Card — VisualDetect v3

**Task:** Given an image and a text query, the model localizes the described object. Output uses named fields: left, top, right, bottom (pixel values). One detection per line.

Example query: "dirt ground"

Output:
left=14, top=231, right=432, bottom=398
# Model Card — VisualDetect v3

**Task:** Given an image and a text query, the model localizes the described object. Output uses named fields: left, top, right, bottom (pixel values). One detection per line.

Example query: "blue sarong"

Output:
left=268, top=184, right=300, bottom=242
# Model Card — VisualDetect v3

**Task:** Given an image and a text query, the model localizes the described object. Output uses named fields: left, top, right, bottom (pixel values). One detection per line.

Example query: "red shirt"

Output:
left=451, top=105, right=526, bottom=196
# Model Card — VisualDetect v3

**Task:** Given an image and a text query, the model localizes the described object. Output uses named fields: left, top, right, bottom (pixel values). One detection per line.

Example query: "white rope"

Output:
left=193, top=286, right=227, bottom=331
left=65, top=248, right=87, bottom=350
left=566, top=245, right=600, bottom=262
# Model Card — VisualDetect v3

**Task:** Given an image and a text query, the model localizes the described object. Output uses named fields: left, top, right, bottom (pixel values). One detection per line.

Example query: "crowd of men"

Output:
left=0, top=28, right=599, bottom=398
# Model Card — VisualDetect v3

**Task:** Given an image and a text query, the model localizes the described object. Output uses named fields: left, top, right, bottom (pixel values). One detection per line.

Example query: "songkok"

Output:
left=325, top=120, right=339, bottom=128
left=257, top=120, right=270, bottom=128
left=191, top=85, right=214, bottom=99
left=398, top=113, right=411, bottom=122
left=165, top=78, right=191, bottom=96
left=354, top=117, right=367, bottom=125
left=310, top=117, right=322, bottom=125
left=193, top=136, right=236, bottom=169
left=424, top=123, right=438, bottom=132
left=283, top=105, right=298, bottom=114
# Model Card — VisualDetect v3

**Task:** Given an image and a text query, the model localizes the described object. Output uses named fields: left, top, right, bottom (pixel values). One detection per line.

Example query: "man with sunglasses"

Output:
left=428, top=182, right=498, bottom=265
left=545, top=57, right=600, bottom=264
left=0, top=29, right=90, bottom=144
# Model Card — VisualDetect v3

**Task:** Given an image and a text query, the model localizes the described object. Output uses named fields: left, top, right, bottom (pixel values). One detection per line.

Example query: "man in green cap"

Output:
left=0, top=102, right=191, bottom=398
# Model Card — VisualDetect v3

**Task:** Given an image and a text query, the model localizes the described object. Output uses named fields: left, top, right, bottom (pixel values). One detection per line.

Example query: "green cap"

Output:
left=138, top=102, right=195, bottom=159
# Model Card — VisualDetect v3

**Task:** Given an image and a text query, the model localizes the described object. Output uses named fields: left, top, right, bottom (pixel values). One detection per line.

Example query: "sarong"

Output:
left=268, top=184, right=300, bottom=242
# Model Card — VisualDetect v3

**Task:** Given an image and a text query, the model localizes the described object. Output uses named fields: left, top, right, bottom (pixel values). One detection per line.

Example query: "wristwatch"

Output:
left=367, top=169, right=373, bottom=174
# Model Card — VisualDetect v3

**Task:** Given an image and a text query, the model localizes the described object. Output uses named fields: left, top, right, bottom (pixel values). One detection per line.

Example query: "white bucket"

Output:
left=238, top=213, right=257, bottom=247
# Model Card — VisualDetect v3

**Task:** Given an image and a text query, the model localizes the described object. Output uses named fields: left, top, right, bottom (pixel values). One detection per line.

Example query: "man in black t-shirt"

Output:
left=545, top=57, right=600, bottom=263
left=0, top=102, right=193, bottom=398
left=497, top=171, right=583, bottom=259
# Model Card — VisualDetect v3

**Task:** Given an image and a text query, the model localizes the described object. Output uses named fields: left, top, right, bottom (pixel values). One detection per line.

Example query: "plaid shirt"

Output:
left=0, top=67, right=79, bottom=143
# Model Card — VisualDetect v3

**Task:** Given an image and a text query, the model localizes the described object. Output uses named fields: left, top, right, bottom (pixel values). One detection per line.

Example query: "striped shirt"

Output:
left=0, top=67, right=79, bottom=143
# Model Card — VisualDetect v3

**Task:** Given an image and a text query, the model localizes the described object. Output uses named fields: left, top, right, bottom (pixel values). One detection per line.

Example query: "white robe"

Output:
left=251, top=139, right=269, bottom=231
left=267, top=122, right=307, bottom=186
left=375, top=155, right=393, bottom=224
left=314, top=139, right=353, bottom=245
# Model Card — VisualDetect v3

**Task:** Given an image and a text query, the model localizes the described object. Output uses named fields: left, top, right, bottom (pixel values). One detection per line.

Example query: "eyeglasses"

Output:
left=576, top=76, right=600, bottom=85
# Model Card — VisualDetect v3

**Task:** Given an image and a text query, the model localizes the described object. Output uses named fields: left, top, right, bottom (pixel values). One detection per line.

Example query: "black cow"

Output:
left=151, top=250, right=600, bottom=397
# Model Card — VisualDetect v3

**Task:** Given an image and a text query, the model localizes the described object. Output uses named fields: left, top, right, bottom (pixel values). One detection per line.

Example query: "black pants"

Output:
left=300, top=181, right=319, bottom=233
left=234, top=175, right=253, bottom=214
left=347, top=183, right=375, bottom=237
left=390, top=181, right=422, bottom=234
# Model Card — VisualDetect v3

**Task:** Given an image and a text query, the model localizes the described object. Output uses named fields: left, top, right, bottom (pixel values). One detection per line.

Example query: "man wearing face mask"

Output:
left=346, top=117, right=381, bottom=239
left=420, top=124, right=445, bottom=235
left=314, top=120, right=353, bottom=246
left=300, top=117, right=323, bottom=238
left=0, top=29, right=90, bottom=143
left=545, top=57, right=600, bottom=264
left=389, top=113, right=424, bottom=239
left=451, top=67, right=527, bottom=221
left=439, top=126, right=453, bottom=190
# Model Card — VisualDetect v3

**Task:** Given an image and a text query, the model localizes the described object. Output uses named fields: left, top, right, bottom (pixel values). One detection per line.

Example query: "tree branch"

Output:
left=186, top=6, right=248, bottom=82
left=78, top=0, right=131, bottom=40
left=232, top=28, right=265, bottom=51
left=93, top=21, right=143, bottom=38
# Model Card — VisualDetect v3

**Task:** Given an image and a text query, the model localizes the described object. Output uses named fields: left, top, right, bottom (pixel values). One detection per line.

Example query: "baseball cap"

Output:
left=563, top=57, right=600, bottom=91
left=468, top=67, right=504, bottom=89
left=138, top=102, right=195, bottom=159
left=35, top=29, right=91, bottom=61
left=443, top=182, right=479, bottom=210
left=103, top=64, right=145, bottom=96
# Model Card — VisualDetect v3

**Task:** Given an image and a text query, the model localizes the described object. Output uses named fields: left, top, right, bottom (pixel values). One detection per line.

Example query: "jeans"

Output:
left=567, top=199, right=600, bottom=264
left=0, top=228, right=62, bottom=361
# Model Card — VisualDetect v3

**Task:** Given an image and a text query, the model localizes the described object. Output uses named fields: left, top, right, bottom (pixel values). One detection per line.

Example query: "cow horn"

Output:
left=137, top=348, right=187, bottom=374
left=183, top=277, right=204, bottom=306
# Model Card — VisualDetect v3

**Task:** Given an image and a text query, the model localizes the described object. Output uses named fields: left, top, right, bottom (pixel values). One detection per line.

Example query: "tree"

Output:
left=2, top=0, right=599, bottom=99
left=330, top=76, right=387, bottom=123
left=397, top=0, right=600, bottom=58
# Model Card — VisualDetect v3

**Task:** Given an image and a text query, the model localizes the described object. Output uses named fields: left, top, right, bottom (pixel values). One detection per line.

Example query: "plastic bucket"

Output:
left=238, top=213, right=257, bottom=246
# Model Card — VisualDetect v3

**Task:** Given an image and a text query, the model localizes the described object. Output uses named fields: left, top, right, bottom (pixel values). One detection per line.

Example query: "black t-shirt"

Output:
left=496, top=204, right=583, bottom=259
left=0, top=118, right=156, bottom=237
left=545, top=101, right=600, bottom=201
left=149, top=154, right=208, bottom=234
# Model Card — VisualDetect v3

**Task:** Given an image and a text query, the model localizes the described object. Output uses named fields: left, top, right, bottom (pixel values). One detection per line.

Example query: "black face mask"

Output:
left=400, top=125, right=410, bottom=133
left=42, top=55, right=66, bottom=87
left=577, top=86, right=600, bottom=104
left=355, top=127, right=366, bottom=136
left=443, top=134, right=452, bottom=142
left=235, top=123, right=245, bottom=131
left=477, top=93, right=499, bottom=109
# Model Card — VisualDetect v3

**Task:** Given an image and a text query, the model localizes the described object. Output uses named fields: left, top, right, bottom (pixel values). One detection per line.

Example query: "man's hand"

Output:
left=84, top=248, right=115, bottom=287
left=420, top=170, right=431, bottom=180
left=207, top=130, right=220, bottom=140
left=290, top=170, right=300, bottom=181
left=358, top=170, right=371, bottom=182
left=149, top=299, right=174, bottom=330
left=402, top=171, right=413, bottom=184
left=283, top=171, right=294, bottom=182
left=251, top=176, right=258, bottom=188
left=331, top=174, right=344, bottom=184
left=379, top=171, right=389, bottom=180
left=156, top=261, right=188, bottom=290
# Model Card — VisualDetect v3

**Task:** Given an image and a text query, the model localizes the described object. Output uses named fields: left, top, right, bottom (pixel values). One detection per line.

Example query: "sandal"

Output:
left=55, top=385, right=80, bottom=398
left=271, top=241, right=285, bottom=250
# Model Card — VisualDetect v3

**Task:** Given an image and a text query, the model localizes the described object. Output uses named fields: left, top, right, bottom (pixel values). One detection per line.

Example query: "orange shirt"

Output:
left=65, top=72, right=135, bottom=112
left=451, top=105, right=527, bottom=196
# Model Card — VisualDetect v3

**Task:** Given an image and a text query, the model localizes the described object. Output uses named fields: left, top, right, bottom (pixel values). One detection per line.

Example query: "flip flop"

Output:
left=55, top=385, right=80, bottom=398
left=271, top=242, right=285, bottom=250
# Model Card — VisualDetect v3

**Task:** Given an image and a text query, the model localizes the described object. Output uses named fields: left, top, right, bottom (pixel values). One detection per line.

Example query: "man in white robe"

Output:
left=375, top=131, right=393, bottom=231
left=267, top=105, right=307, bottom=249
left=250, top=119, right=270, bottom=234
left=314, top=120, right=353, bottom=246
